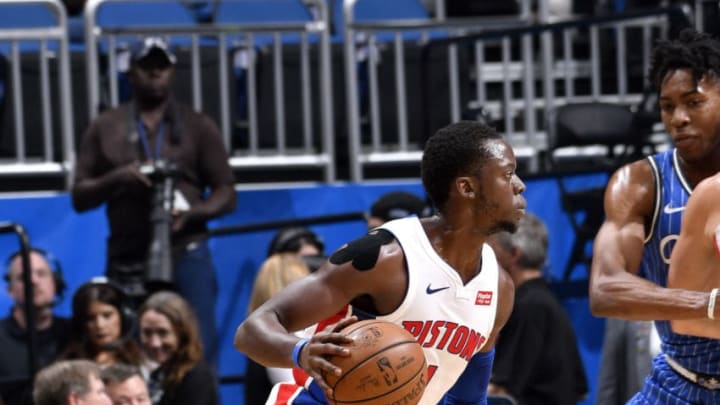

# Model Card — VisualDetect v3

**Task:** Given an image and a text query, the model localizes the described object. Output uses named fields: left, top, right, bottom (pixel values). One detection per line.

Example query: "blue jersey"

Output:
left=642, top=148, right=720, bottom=374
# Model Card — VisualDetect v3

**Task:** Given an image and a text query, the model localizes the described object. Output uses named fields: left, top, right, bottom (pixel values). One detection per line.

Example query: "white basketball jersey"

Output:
left=378, top=217, right=500, bottom=404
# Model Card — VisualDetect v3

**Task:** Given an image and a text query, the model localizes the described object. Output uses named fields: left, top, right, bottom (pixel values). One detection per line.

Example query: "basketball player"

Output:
left=667, top=171, right=720, bottom=338
left=589, top=28, right=720, bottom=403
left=234, top=121, right=525, bottom=404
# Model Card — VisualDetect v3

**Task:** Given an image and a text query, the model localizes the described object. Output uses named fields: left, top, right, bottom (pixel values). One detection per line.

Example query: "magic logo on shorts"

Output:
left=475, top=291, right=492, bottom=306
left=401, top=320, right=487, bottom=361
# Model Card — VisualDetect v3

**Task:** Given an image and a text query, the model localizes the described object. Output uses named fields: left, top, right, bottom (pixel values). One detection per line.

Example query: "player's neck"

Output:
left=424, top=215, right=487, bottom=282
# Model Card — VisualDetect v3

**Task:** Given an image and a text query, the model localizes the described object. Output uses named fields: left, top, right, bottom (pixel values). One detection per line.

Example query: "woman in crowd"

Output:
left=62, top=278, right=143, bottom=366
left=138, top=291, right=218, bottom=405
left=245, top=253, right=312, bottom=404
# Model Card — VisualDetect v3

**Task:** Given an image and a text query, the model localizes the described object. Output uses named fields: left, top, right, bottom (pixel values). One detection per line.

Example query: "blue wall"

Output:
left=0, top=175, right=607, bottom=405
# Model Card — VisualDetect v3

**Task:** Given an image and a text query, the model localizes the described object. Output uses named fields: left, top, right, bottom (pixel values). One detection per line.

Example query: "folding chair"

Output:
left=546, top=102, right=650, bottom=280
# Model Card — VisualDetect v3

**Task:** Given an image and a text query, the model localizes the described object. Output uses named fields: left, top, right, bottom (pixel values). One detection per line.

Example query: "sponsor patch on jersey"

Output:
left=475, top=291, right=493, bottom=306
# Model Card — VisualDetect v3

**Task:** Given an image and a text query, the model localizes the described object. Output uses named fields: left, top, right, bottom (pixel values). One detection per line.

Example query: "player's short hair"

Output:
left=649, top=28, right=720, bottom=89
left=421, top=121, right=502, bottom=211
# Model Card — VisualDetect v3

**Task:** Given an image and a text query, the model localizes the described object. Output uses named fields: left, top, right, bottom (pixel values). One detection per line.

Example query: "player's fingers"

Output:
left=308, top=340, right=350, bottom=358
left=321, top=333, right=354, bottom=348
left=305, top=368, right=334, bottom=398
left=304, top=355, right=340, bottom=399
left=329, top=315, right=358, bottom=333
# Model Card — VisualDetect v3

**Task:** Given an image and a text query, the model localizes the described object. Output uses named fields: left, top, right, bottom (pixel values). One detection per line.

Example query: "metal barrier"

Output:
left=84, top=0, right=336, bottom=182
left=0, top=0, right=706, bottom=189
left=0, top=0, right=74, bottom=185
left=343, top=1, right=672, bottom=180
left=343, top=0, right=535, bottom=181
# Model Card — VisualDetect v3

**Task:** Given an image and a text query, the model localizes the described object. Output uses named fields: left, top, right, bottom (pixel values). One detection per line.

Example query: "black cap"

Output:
left=370, top=191, right=428, bottom=222
left=130, top=36, right=176, bottom=65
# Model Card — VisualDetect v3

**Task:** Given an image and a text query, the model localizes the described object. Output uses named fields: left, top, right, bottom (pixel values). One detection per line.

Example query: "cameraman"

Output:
left=71, top=36, right=236, bottom=367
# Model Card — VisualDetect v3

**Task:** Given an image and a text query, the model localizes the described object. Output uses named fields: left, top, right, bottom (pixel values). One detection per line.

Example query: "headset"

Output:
left=268, top=227, right=325, bottom=257
left=3, top=247, right=67, bottom=301
left=71, top=277, right=137, bottom=338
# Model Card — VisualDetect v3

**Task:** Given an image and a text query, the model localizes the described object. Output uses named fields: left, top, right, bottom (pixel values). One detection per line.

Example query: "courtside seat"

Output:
left=332, top=0, right=434, bottom=43
left=0, top=3, right=55, bottom=28
left=95, top=0, right=196, bottom=28
left=214, top=0, right=316, bottom=46
left=94, top=0, right=198, bottom=50
left=0, top=3, right=60, bottom=54
left=546, top=102, right=648, bottom=280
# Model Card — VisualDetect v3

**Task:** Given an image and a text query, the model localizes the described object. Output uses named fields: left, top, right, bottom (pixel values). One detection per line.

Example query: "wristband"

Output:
left=292, top=338, right=310, bottom=368
left=709, top=288, right=719, bottom=320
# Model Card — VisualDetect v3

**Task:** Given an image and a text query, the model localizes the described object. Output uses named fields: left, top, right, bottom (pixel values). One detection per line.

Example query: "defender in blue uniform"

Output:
left=590, top=29, right=720, bottom=404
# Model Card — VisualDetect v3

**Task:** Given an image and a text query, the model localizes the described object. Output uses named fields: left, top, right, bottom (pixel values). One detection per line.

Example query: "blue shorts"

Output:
left=629, top=355, right=720, bottom=404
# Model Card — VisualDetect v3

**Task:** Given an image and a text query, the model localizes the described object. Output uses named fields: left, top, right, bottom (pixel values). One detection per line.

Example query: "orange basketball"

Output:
left=323, top=319, right=428, bottom=404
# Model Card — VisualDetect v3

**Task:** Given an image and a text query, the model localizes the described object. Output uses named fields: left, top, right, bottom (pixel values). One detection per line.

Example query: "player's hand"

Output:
left=298, top=316, right=358, bottom=398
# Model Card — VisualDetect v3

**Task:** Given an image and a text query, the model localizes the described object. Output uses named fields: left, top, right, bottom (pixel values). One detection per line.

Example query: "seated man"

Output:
left=487, top=213, right=588, bottom=404
left=33, top=360, right=111, bottom=405
left=0, top=248, right=72, bottom=404
left=101, top=363, right=151, bottom=405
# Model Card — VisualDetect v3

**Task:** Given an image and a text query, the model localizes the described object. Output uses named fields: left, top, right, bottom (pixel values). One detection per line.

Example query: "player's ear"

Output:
left=455, top=176, right=476, bottom=199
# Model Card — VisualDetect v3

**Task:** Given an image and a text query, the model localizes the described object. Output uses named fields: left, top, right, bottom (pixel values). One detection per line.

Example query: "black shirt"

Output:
left=490, top=278, right=588, bottom=405
left=150, top=361, right=219, bottom=405
left=0, top=313, right=72, bottom=405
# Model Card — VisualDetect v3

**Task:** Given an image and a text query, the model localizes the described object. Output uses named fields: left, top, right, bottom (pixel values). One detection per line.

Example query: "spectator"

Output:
left=596, top=319, right=659, bottom=404
left=267, top=227, right=325, bottom=272
left=71, top=35, right=236, bottom=366
left=245, top=254, right=311, bottom=405
left=138, top=291, right=218, bottom=405
left=268, top=227, right=324, bottom=257
left=62, top=278, right=144, bottom=367
left=0, top=248, right=72, bottom=405
left=367, top=190, right=429, bottom=229
left=101, top=363, right=151, bottom=405
left=487, top=212, right=588, bottom=404
left=33, top=359, right=111, bottom=405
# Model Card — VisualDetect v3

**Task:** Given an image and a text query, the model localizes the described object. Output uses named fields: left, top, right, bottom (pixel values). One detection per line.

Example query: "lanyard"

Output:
left=136, top=118, right=166, bottom=161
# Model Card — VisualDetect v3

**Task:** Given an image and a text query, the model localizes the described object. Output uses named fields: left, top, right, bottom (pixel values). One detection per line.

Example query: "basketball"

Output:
left=323, top=319, right=428, bottom=404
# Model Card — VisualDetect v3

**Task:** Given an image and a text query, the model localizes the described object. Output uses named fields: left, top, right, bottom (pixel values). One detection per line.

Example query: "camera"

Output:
left=142, top=159, right=180, bottom=291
